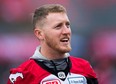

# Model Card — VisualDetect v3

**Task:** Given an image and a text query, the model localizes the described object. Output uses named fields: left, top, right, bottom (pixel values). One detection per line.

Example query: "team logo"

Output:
left=68, top=77, right=87, bottom=84
left=42, top=79, right=61, bottom=84
left=58, top=72, right=66, bottom=79
left=9, top=72, right=23, bottom=83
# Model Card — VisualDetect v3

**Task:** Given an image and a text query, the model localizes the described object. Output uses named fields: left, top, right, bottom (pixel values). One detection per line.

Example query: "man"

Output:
left=7, top=4, right=98, bottom=84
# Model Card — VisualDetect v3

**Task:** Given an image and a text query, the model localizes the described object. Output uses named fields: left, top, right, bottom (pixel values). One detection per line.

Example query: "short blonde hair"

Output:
left=33, top=4, right=67, bottom=29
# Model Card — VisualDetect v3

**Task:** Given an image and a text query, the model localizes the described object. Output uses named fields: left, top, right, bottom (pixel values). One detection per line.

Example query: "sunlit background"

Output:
left=0, top=0, right=116, bottom=84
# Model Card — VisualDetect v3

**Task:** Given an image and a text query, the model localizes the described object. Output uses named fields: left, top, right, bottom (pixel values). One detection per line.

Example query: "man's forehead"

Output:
left=46, top=13, right=69, bottom=21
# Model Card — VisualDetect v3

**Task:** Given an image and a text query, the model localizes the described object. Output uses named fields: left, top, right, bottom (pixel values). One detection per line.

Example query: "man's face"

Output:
left=42, top=13, right=71, bottom=53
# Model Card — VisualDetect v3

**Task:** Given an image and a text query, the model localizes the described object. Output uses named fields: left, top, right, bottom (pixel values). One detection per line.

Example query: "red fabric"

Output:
left=7, top=60, right=50, bottom=84
left=7, top=56, right=97, bottom=84
left=70, top=56, right=97, bottom=78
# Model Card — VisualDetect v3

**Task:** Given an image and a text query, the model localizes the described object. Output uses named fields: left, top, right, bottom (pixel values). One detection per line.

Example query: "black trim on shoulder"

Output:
left=86, top=77, right=98, bottom=84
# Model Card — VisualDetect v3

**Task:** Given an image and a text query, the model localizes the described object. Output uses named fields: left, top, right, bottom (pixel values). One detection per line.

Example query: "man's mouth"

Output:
left=60, top=38, right=69, bottom=42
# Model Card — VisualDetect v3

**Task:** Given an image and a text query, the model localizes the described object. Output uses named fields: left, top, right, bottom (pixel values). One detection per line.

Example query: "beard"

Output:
left=44, top=35, right=71, bottom=53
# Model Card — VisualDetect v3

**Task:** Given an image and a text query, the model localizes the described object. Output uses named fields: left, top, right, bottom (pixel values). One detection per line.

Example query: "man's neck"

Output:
left=40, top=46, right=66, bottom=60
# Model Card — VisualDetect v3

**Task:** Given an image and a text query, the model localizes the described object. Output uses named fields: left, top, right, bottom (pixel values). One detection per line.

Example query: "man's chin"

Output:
left=60, top=47, right=71, bottom=53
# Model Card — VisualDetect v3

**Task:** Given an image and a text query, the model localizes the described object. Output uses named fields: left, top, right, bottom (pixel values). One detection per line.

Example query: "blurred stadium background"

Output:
left=0, top=0, right=116, bottom=84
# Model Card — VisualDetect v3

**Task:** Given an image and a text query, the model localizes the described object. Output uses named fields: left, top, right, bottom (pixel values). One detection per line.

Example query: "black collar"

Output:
left=34, top=57, right=71, bottom=81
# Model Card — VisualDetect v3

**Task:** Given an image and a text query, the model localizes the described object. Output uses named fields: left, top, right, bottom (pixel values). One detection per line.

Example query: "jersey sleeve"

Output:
left=7, top=68, right=35, bottom=84
left=85, top=61, right=98, bottom=84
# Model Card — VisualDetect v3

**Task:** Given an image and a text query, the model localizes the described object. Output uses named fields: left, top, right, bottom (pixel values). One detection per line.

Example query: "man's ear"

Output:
left=34, top=28, right=44, bottom=40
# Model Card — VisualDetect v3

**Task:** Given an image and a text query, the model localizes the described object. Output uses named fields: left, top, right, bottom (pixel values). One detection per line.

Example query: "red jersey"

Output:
left=7, top=56, right=98, bottom=84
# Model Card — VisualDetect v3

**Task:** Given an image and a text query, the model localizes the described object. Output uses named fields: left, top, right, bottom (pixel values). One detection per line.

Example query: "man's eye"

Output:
left=66, top=24, right=70, bottom=28
left=66, top=22, right=70, bottom=28
left=55, top=23, right=62, bottom=29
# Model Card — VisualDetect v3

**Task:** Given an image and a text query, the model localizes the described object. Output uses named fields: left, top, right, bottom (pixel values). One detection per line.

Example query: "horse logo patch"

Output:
left=9, top=72, right=23, bottom=83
